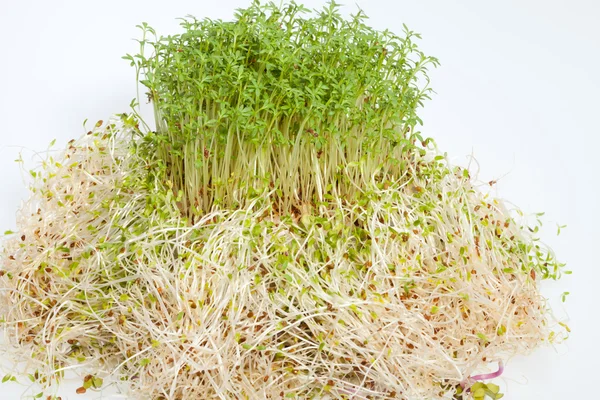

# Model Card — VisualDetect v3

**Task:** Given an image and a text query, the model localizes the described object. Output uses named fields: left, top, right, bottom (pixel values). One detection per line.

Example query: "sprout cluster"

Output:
left=0, top=1, right=568, bottom=400
left=128, top=0, right=438, bottom=216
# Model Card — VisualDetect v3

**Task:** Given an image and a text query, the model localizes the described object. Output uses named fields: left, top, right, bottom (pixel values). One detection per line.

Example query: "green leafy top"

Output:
left=128, top=0, right=439, bottom=215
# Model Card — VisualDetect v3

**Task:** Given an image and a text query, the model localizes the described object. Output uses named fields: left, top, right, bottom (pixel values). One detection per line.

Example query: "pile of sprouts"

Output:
left=1, top=1, right=569, bottom=399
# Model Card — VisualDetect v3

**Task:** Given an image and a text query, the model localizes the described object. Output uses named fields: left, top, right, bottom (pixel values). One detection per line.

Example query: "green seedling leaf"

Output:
left=486, top=383, right=500, bottom=394
left=92, top=377, right=103, bottom=388
left=476, top=332, right=489, bottom=342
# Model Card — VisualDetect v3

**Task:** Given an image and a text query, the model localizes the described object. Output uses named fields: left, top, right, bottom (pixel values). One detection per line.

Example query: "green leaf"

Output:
left=558, top=321, right=571, bottom=333
left=476, top=332, right=489, bottom=342
left=487, top=383, right=500, bottom=394
left=140, top=358, right=151, bottom=367
left=92, top=377, right=103, bottom=388
left=496, top=325, right=506, bottom=336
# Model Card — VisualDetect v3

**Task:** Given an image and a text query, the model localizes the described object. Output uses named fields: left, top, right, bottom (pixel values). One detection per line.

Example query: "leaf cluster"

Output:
left=128, top=0, right=439, bottom=215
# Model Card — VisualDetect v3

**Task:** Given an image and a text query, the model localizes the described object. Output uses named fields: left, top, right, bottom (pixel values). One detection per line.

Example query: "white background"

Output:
left=0, top=0, right=598, bottom=398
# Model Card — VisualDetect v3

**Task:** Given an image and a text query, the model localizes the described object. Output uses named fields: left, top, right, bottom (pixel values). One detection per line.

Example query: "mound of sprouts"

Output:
left=1, top=1, right=569, bottom=399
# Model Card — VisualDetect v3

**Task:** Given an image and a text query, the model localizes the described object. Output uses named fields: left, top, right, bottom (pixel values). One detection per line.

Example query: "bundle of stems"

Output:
left=128, top=0, right=438, bottom=216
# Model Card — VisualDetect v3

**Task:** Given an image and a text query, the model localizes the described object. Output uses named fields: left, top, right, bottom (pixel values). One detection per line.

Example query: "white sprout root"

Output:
left=1, top=117, right=566, bottom=399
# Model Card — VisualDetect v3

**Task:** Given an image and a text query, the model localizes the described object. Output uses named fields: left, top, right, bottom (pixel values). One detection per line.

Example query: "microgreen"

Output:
left=131, top=0, right=439, bottom=215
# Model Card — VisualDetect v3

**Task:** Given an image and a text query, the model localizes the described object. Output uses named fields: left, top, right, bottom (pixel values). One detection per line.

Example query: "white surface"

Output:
left=0, top=0, right=598, bottom=398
